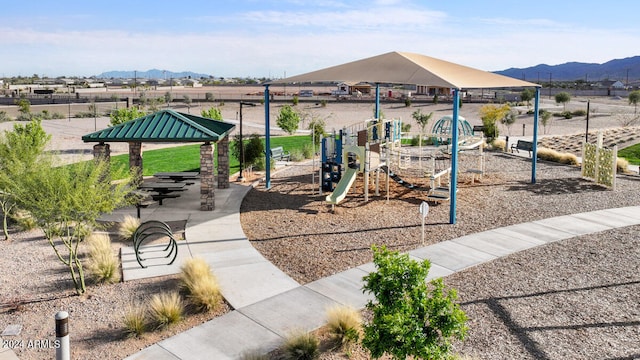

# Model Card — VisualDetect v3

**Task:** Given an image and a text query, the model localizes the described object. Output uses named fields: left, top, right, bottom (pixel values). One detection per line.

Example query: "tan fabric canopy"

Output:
left=268, top=51, right=540, bottom=89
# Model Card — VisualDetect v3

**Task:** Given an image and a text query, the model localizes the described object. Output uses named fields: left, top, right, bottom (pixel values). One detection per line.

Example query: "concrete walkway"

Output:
left=109, top=178, right=640, bottom=360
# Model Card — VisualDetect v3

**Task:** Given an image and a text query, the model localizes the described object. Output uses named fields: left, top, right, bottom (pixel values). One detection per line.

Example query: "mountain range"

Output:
left=95, top=69, right=212, bottom=79
left=94, top=56, right=640, bottom=83
left=494, top=56, right=640, bottom=83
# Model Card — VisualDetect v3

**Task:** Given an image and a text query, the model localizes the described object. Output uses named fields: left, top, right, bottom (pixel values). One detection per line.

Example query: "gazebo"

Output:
left=82, top=109, right=236, bottom=211
left=263, top=51, right=541, bottom=224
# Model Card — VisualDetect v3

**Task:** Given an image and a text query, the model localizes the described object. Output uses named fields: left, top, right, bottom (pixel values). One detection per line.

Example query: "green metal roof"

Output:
left=82, top=109, right=236, bottom=143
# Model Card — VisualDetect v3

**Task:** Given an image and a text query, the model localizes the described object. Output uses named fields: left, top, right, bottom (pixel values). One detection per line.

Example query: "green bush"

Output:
left=0, top=111, right=10, bottom=122
left=572, top=109, right=587, bottom=116
left=404, top=98, right=411, bottom=107
left=362, top=245, right=467, bottom=360
left=253, top=157, right=274, bottom=171
left=283, top=331, right=319, bottom=360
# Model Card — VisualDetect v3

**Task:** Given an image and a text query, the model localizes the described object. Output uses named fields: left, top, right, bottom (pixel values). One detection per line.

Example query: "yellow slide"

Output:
left=325, top=167, right=358, bottom=205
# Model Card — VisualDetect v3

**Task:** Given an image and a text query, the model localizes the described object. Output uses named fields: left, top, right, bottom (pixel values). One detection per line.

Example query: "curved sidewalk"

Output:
left=119, top=181, right=640, bottom=360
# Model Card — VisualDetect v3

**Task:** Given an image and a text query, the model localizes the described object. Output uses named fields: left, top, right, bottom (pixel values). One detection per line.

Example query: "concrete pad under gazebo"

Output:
left=82, top=109, right=236, bottom=211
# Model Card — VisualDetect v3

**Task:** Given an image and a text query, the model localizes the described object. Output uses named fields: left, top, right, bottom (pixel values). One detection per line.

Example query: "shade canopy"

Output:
left=82, top=109, right=236, bottom=143
left=268, top=51, right=540, bottom=89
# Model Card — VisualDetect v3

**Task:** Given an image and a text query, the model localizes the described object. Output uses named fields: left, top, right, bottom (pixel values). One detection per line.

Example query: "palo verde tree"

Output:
left=555, top=91, right=571, bottom=111
left=0, top=119, right=51, bottom=240
left=501, top=110, right=518, bottom=136
left=7, top=158, right=133, bottom=295
left=628, top=90, right=640, bottom=114
left=479, top=104, right=511, bottom=141
left=362, top=246, right=468, bottom=359
left=276, top=105, right=300, bottom=135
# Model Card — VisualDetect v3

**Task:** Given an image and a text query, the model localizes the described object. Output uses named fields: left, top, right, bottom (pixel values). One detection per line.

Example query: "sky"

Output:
left=1, top=0, right=639, bottom=78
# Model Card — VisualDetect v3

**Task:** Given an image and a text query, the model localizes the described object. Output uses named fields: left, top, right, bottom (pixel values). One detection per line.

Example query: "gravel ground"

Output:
left=242, top=152, right=640, bottom=359
left=0, top=229, right=229, bottom=360
left=1, top=96, right=639, bottom=359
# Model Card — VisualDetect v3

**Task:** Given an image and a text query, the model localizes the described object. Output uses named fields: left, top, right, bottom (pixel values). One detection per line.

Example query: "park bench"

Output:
left=511, top=140, right=534, bottom=157
left=270, top=146, right=290, bottom=161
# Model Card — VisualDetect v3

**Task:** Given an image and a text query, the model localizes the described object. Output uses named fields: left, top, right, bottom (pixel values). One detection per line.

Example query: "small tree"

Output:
left=164, top=91, right=173, bottom=107
left=412, top=109, right=433, bottom=148
left=501, top=111, right=517, bottom=136
left=628, top=90, right=640, bottom=114
left=480, top=104, right=510, bottom=141
left=201, top=107, right=223, bottom=121
left=15, top=98, right=32, bottom=121
left=555, top=91, right=571, bottom=111
left=183, top=95, right=192, bottom=113
left=521, top=88, right=535, bottom=108
left=276, top=105, right=300, bottom=135
left=109, top=107, right=146, bottom=126
left=362, top=246, right=467, bottom=359
left=540, top=109, right=552, bottom=134
left=8, top=159, right=133, bottom=295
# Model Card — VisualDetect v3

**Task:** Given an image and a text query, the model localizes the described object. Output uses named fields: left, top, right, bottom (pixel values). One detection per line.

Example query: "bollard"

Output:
left=55, top=311, right=70, bottom=360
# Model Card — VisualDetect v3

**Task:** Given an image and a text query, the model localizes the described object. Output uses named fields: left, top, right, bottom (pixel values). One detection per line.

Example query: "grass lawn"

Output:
left=619, top=142, right=640, bottom=165
left=109, top=135, right=312, bottom=178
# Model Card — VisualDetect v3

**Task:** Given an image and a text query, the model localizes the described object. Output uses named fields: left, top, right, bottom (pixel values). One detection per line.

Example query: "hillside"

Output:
left=495, top=56, right=640, bottom=82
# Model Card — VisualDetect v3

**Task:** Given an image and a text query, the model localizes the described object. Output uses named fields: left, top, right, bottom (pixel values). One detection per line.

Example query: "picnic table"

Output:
left=153, top=172, right=200, bottom=183
left=139, top=182, right=187, bottom=205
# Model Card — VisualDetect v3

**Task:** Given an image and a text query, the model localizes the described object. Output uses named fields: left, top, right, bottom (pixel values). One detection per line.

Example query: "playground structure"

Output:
left=321, top=115, right=485, bottom=207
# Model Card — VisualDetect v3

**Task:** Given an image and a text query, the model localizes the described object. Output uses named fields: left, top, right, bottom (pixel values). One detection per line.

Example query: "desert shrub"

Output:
left=292, top=95, right=299, bottom=106
left=179, top=257, right=221, bottom=312
left=491, top=138, right=506, bottom=151
left=536, top=148, right=579, bottom=165
left=10, top=209, right=37, bottom=231
left=554, top=111, right=573, bottom=119
left=572, top=109, right=587, bottom=117
left=302, top=142, right=314, bottom=159
left=149, top=291, right=184, bottom=328
left=253, top=157, right=274, bottom=171
left=0, top=111, right=10, bottom=122
left=123, top=303, right=147, bottom=337
left=320, top=99, right=327, bottom=107
left=239, top=351, right=269, bottom=360
left=326, top=305, right=362, bottom=346
left=617, top=157, right=629, bottom=173
left=283, top=331, right=319, bottom=360
left=85, top=232, right=120, bottom=283
left=410, top=135, right=421, bottom=146
left=404, top=98, right=411, bottom=107
left=118, top=215, right=140, bottom=241
left=362, top=246, right=467, bottom=360
left=289, top=149, right=305, bottom=162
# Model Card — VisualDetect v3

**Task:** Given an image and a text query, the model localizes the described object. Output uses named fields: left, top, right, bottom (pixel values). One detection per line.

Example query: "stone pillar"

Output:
left=129, top=141, right=143, bottom=186
left=217, top=135, right=230, bottom=189
left=92, top=142, right=111, bottom=162
left=200, top=142, right=215, bottom=211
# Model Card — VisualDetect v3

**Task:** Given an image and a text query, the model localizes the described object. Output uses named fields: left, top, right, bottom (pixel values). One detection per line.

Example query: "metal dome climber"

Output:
left=431, top=115, right=474, bottom=146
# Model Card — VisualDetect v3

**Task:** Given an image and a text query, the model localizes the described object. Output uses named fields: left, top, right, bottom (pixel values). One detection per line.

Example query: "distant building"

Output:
left=596, top=80, right=625, bottom=89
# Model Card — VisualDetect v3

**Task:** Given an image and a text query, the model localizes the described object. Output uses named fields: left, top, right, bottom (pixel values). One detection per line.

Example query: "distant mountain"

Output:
left=495, top=56, right=640, bottom=83
left=95, top=69, right=212, bottom=79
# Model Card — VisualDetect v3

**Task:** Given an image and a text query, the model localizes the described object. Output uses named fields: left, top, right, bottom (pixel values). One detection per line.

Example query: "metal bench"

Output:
left=270, top=146, right=290, bottom=161
left=511, top=140, right=534, bottom=157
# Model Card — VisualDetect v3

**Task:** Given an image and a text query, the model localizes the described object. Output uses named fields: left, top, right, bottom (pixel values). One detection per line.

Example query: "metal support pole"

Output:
left=375, top=84, right=380, bottom=120
left=585, top=100, right=590, bottom=143
left=449, top=89, right=460, bottom=225
left=532, top=87, right=541, bottom=184
left=55, top=311, right=70, bottom=360
left=264, top=85, right=271, bottom=189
